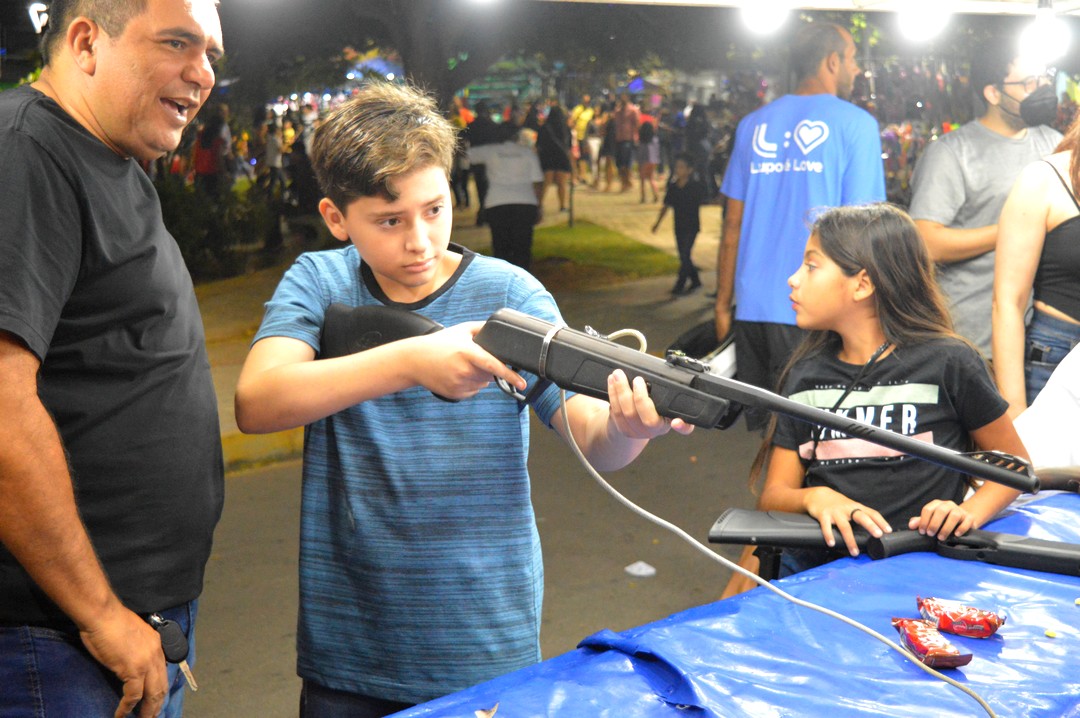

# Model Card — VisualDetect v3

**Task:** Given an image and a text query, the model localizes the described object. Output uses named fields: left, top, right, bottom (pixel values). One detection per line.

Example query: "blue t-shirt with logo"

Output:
left=722, top=93, right=886, bottom=325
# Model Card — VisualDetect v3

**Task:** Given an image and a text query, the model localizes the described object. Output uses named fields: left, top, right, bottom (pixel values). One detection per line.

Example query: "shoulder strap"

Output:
left=1044, top=160, right=1080, bottom=212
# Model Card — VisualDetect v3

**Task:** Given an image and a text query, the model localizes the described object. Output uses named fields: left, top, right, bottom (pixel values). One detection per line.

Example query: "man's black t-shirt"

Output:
left=0, top=86, right=224, bottom=625
left=773, top=338, right=1007, bottom=529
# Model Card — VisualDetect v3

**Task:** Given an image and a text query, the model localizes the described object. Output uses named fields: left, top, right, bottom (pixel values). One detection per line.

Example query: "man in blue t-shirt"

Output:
left=714, top=22, right=886, bottom=430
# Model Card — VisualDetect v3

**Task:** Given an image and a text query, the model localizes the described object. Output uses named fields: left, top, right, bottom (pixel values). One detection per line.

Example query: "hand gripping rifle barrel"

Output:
left=473, top=308, right=1039, bottom=494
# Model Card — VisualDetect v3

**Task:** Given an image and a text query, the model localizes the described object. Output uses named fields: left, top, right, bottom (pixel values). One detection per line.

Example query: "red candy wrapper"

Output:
left=917, top=596, right=1006, bottom=638
left=892, top=618, right=973, bottom=668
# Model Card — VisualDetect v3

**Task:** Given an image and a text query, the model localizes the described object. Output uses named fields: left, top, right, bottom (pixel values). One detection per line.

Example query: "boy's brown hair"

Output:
left=311, top=82, right=458, bottom=211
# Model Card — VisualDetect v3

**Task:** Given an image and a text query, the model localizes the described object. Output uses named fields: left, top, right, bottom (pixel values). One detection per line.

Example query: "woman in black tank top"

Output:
left=994, top=115, right=1080, bottom=414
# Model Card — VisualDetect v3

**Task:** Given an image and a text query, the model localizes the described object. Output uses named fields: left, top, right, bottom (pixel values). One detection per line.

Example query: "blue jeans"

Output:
left=300, top=680, right=414, bottom=718
left=1025, top=308, right=1080, bottom=405
left=0, top=600, right=197, bottom=718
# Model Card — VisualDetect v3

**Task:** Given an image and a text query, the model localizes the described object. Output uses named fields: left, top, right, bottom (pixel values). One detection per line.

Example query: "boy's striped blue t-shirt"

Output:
left=254, top=244, right=566, bottom=703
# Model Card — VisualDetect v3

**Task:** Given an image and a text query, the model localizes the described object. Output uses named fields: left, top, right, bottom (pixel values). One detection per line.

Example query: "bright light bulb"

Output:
left=1020, top=6, right=1071, bottom=66
left=28, top=2, right=48, bottom=34
left=740, top=0, right=790, bottom=36
left=897, top=1, right=952, bottom=43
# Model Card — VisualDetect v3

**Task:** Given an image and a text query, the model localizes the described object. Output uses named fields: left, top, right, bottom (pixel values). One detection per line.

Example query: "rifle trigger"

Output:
left=495, top=376, right=527, bottom=402
left=936, top=533, right=995, bottom=563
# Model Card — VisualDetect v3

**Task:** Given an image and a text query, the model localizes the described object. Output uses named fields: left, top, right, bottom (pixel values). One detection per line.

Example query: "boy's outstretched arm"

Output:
left=235, top=322, right=525, bottom=434
left=552, top=369, right=693, bottom=472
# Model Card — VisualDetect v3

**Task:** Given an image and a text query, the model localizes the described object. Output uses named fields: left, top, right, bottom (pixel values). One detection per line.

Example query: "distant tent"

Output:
left=626, top=77, right=667, bottom=96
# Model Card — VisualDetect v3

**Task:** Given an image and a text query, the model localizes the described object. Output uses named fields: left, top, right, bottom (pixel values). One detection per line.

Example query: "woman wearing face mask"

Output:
left=993, top=109, right=1080, bottom=417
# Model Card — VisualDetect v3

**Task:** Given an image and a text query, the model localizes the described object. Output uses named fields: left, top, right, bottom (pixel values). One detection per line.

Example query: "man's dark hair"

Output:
left=40, top=0, right=148, bottom=65
left=969, top=39, right=1018, bottom=111
left=790, top=22, right=848, bottom=84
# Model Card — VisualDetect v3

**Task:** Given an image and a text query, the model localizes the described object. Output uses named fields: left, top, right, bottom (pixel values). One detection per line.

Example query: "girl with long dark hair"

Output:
left=722, top=204, right=1029, bottom=596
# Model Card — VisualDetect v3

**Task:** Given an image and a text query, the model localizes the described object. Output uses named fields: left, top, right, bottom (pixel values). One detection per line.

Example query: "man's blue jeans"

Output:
left=0, top=600, right=197, bottom=717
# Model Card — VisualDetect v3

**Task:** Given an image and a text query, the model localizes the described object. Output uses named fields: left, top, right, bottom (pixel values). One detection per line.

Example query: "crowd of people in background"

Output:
left=149, top=97, right=324, bottom=221
left=444, top=90, right=749, bottom=224
left=136, top=48, right=1080, bottom=414
left=136, top=46, right=1080, bottom=265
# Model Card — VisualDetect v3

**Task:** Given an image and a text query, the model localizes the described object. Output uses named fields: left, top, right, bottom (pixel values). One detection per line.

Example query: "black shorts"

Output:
left=615, top=141, right=635, bottom=170
left=733, top=320, right=807, bottom=431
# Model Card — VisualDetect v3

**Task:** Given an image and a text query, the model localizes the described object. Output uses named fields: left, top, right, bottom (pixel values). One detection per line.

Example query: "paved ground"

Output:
left=186, top=180, right=760, bottom=716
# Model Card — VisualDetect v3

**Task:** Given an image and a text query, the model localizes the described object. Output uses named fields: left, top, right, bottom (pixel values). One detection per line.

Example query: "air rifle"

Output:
left=319, top=304, right=1039, bottom=493
left=708, top=508, right=1080, bottom=578
left=472, top=308, right=1039, bottom=494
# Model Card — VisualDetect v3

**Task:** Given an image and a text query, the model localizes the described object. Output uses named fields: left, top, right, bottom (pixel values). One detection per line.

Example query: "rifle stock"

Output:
left=320, top=303, right=443, bottom=359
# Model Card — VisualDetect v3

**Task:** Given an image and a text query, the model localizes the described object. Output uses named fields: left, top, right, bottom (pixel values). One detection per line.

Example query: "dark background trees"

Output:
left=215, top=1, right=758, bottom=112
left=211, top=1, right=1070, bottom=123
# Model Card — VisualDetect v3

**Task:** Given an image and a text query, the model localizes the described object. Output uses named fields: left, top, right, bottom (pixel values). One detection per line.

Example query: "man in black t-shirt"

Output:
left=0, top=1, right=225, bottom=716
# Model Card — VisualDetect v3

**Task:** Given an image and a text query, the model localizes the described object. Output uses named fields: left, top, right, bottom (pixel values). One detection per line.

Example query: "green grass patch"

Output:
left=530, top=220, right=679, bottom=290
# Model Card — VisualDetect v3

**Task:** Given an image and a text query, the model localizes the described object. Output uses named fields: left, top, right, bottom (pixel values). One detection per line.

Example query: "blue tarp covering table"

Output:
left=397, top=493, right=1080, bottom=717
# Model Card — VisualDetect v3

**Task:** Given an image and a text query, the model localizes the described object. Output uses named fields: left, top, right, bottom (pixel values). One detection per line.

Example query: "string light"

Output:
left=740, top=0, right=791, bottom=36
left=897, top=1, right=952, bottom=43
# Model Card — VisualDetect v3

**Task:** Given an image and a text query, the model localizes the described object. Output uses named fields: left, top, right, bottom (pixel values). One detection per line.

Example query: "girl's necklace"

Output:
left=808, top=340, right=891, bottom=461
left=830, top=340, right=892, bottom=412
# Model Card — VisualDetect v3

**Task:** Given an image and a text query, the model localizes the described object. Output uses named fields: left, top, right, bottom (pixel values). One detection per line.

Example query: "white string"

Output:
left=555, top=329, right=998, bottom=718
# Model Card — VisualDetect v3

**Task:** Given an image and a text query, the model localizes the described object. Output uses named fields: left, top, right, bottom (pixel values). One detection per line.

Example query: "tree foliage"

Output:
left=218, top=1, right=751, bottom=107
left=215, top=2, right=1059, bottom=115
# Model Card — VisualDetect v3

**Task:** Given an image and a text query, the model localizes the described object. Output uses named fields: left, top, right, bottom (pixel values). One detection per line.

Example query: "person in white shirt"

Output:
left=469, top=126, right=544, bottom=270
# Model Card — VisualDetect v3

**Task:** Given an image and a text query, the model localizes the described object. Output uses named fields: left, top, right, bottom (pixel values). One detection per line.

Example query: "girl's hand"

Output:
left=804, top=487, right=891, bottom=557
left=908, top=499, right=975, bottom=540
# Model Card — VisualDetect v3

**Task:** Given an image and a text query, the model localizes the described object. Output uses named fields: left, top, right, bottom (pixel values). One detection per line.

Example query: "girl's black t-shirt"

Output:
left=773, top=338, right=1007, bottom=529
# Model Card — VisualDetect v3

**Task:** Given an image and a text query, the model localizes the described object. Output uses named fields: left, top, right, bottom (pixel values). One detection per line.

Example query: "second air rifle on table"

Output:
left=707, top=507, right=1080, bottom=578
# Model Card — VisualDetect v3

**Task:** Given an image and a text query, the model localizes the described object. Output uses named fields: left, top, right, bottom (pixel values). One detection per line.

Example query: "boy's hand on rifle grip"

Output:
left=408, top=322, right=526, bottom=401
